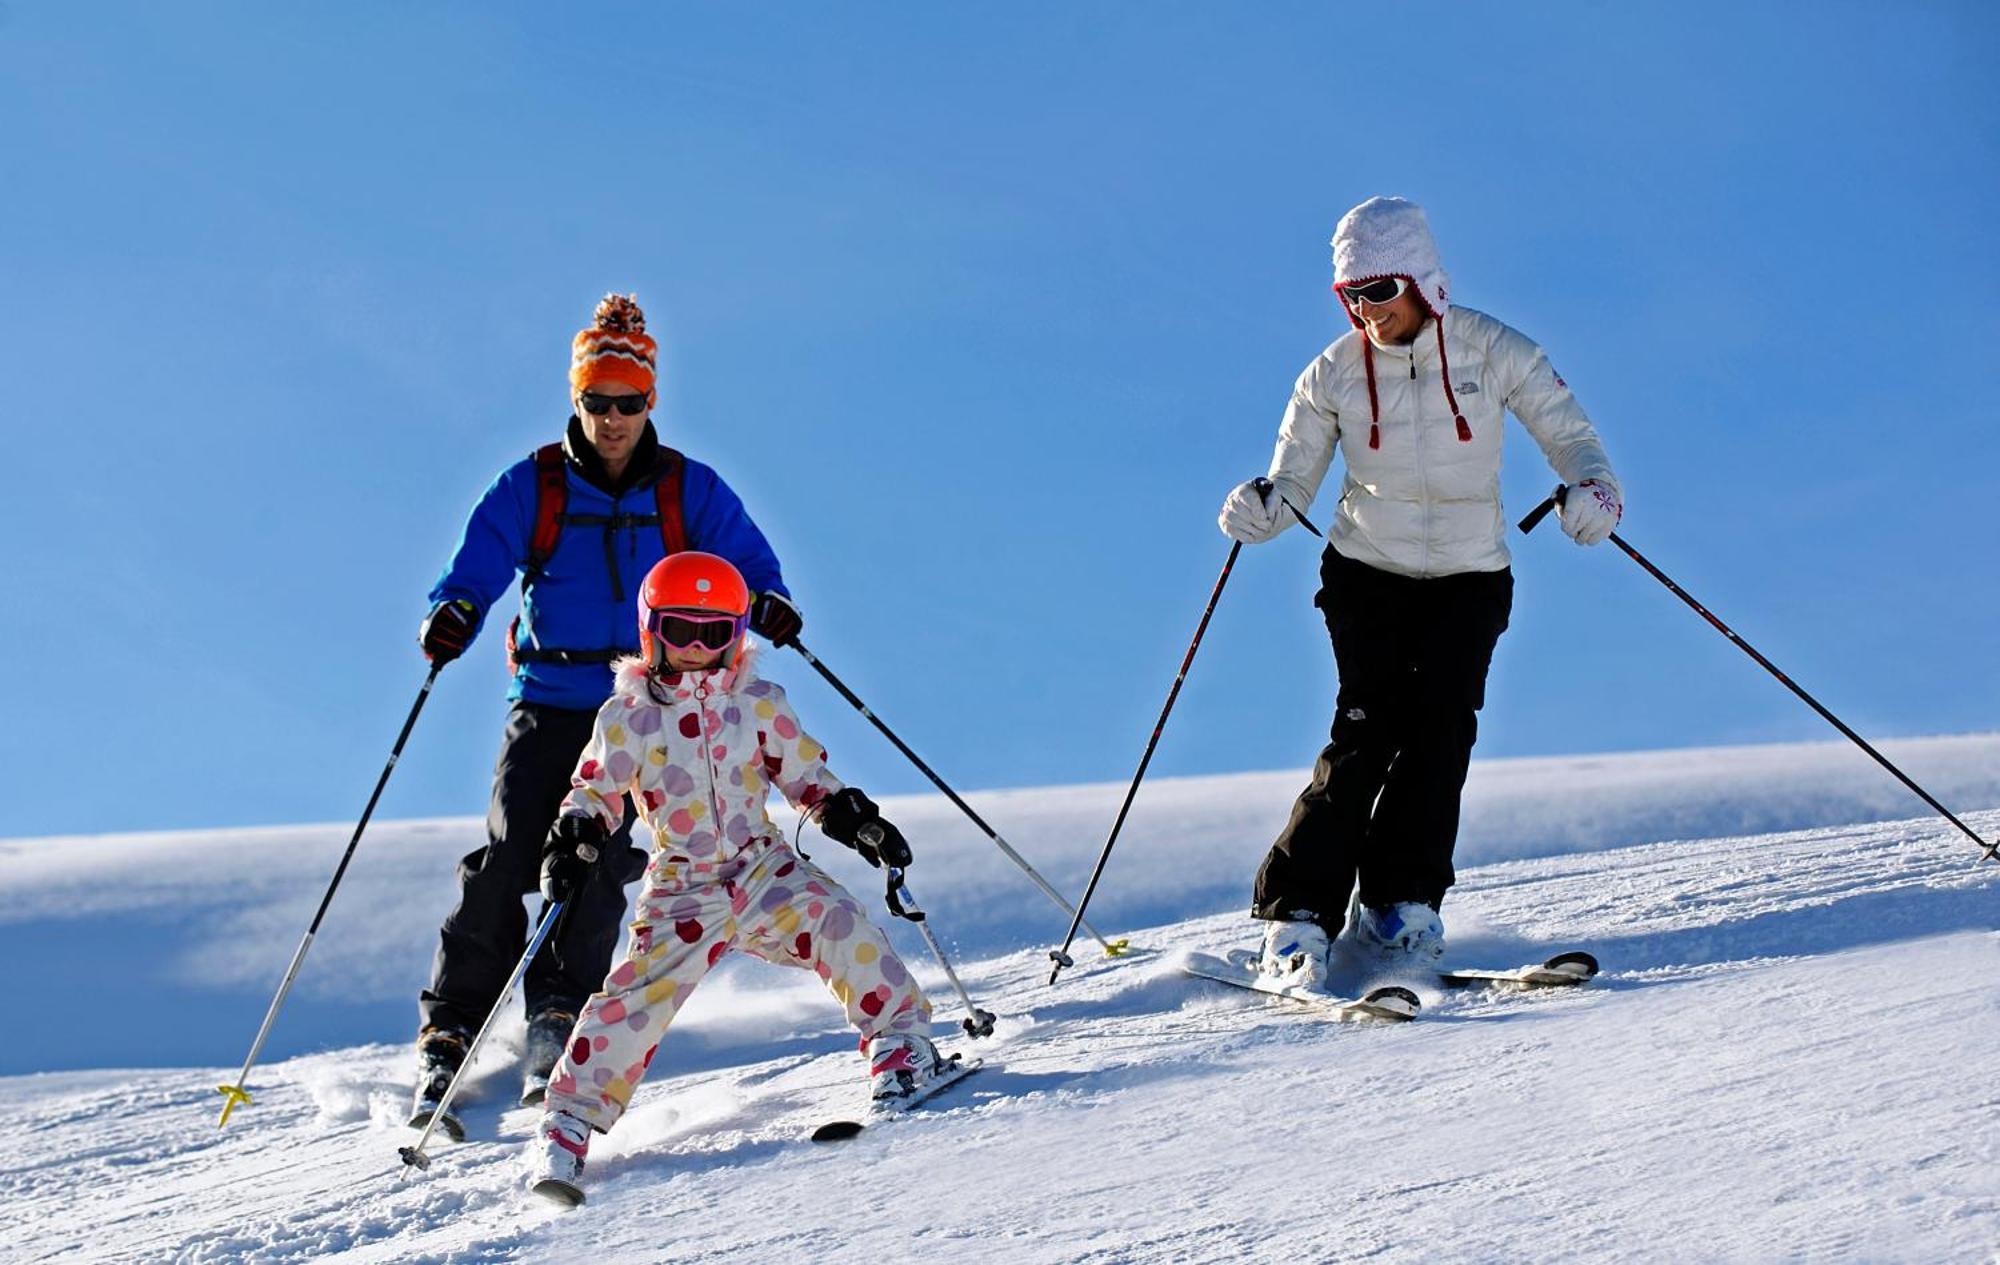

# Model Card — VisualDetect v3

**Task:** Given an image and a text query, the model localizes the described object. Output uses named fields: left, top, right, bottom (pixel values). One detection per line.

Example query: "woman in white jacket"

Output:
left=1219, top=196, right=1623, bottom=982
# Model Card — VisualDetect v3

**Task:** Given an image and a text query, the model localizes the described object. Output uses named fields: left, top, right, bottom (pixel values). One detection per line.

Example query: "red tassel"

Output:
left=1363, top=340, right=1382, bottom=449
left=1435, top=318, right=1472, bottom=442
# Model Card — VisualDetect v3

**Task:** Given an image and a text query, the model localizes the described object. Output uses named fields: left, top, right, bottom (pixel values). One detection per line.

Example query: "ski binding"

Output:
left=810, top=1055, right=984, bottom=1142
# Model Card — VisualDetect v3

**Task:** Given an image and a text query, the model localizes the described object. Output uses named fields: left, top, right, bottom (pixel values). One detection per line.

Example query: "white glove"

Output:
left=1560, top=479, right=1622, bottom=546
left=1218, top=479, right=1286, bottom=543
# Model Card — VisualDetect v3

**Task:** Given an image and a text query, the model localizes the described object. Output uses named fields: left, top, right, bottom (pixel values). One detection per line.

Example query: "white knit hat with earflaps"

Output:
left=1331, top=196, right=1451, bottom=326
left=1329, top=196, right=1474, bottom=449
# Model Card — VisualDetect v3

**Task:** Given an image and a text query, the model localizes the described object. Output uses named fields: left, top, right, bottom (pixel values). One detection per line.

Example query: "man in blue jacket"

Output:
left=410, top=294, right=804, bottom=1119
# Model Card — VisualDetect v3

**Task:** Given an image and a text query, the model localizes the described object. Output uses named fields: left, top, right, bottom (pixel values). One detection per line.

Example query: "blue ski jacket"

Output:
left=429, top=419, right=788, bottom=712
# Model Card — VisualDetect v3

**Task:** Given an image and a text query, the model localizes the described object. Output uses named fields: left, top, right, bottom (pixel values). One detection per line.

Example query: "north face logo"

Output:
left=1455, top=381, right=1479, bottom=395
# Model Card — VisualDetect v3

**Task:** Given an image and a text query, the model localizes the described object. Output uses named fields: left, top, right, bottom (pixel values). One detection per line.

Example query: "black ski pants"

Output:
left=1252, top=547, right=1512, bottom=928
left=419, top=701, right=643, bottom=1037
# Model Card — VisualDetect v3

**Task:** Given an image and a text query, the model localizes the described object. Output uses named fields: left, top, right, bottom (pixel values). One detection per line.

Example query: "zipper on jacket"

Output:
left=602, top=501, right=625, bottom=603
left=692, top=679, right=730, bottom=851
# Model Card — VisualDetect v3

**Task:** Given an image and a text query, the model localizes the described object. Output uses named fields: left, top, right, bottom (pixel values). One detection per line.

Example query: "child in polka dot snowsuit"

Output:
left=534, top=644, right=936, bottom=1155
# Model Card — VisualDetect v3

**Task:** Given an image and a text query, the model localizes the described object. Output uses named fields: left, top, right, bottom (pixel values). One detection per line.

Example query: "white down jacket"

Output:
left=1263, top=305, right=1619, bottom=578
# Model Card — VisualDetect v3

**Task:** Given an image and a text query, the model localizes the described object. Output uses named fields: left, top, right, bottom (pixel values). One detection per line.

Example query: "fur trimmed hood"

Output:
left=611, top=640, right=763, bottom=702
left=1331, top=196, right=1450, bottom=324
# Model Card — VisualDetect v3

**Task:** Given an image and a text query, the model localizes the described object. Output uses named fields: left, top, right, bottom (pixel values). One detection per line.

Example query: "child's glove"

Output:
left=541, top=814, right=606, bottom=903
left=816, top=787, right=914, bottom=868
left=854, top=819, right=914, bottom=870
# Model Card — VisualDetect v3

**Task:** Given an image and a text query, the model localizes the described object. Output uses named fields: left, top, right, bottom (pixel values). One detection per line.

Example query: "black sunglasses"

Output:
left=1337, top=276, right=1410, bottom=306
left=578, top=392, right=649, bottom=417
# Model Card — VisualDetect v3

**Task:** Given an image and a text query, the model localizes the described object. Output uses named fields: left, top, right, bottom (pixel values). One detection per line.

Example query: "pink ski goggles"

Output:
left=646, top=607, right=747, bottom=653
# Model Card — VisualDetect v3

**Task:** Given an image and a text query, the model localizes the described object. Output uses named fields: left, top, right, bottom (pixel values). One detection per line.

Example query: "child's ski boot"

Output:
left=526, top=1108, right=592, bottom=1207
left=866, top=1033, right=968, bottom=1114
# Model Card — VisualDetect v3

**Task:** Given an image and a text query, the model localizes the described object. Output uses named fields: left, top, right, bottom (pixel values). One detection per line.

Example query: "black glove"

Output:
left=815, top=787, right=913, bottom=869
left=541, top=815, right=607, bottom=903
left=419, top=599, right=478, bottom=665
left=750, top=591, right=803, bottom=647
left=854, top=818, right=913, bottom=870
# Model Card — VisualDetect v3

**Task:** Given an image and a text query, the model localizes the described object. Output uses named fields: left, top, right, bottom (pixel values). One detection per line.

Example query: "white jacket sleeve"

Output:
left=1490, top=323, right=1620, bottom=499
left=1264, top=356, right=1342, bottom=521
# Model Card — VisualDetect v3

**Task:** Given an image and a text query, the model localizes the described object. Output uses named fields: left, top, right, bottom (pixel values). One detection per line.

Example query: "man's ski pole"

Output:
left=1521, top=484, right=1997, bottom=864
left=399, top=898, right=567, bottom=1173
left=1048, top=500, right=1271, bottom=984
left=877, top=851, right=996, bottom=1039
left=216, top=666, right=442, bottom=1128
left=789, top=639, right=1127, bottom=958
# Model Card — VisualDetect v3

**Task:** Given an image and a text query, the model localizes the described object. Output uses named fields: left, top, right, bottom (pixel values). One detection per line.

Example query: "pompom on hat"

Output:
left=570, top=293, right=659, bottom=405
left=1331, top=196, right=1450, bottom=325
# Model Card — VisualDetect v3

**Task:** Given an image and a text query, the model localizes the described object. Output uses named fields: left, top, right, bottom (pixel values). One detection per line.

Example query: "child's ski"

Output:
left=530, top=1175, right=584, bottom=1209
left=1182, top=950, right=1421, bottom=1022
left=809, top=1056, right=984, bottom=1142
left=1436, top=950, right=1599, bottom=990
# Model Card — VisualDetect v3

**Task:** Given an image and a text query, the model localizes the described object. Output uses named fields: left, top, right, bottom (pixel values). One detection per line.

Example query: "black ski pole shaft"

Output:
left=217, top=665, right=443, bottom=1127
left=399, top=897, right=567, bottom=1174
left=789, top=640, right=1126, bottom=957
left=1049, top=538, right=1245, bottom=984
left=1521, top=484, right=1997, bottom=863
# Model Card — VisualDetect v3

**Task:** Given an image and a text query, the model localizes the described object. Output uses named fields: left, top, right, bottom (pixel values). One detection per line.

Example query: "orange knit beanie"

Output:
left=569, top=293, right=658, bottom=404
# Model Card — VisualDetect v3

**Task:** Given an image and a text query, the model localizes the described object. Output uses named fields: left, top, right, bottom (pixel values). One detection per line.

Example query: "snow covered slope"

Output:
left=3, top=736, right=1998, bottom=1262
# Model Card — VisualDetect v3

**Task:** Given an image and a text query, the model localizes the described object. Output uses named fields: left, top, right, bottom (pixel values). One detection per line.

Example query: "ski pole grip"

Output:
left=1518, top=483, right=1568, bottom=535
left=1248, top=476, right=1325, bottom=537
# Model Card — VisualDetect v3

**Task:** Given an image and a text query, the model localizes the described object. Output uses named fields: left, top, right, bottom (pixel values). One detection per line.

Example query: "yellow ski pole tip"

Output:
left=215, top=1083, right=252, bottom=1128
left=1102, top=939, right=1132, bottom=958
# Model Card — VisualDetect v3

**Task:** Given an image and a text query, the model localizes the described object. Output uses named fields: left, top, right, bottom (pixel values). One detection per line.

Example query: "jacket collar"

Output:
left=612, top=644, right=760, bottom=704
left=562, top=415, right=664, bottom=496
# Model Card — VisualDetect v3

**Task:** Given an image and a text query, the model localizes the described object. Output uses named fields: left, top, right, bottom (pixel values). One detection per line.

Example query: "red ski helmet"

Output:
left=637, top=551, right=752, bottom=673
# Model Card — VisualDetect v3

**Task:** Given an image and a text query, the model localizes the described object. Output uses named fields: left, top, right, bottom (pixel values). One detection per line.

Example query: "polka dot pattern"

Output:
left=539, top=656, right=926, bottom=1135
left=540, top=841, right=931, bottom=1134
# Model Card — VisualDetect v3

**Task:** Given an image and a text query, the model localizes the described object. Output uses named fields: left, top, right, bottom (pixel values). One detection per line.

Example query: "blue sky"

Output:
left=3, top=3, right=1995, bottom=839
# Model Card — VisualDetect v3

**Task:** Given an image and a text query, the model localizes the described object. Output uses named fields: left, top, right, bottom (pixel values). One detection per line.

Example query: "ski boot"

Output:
left=519, top=1008, right=576, bottom=1107
left=1355, top=901, right=1447, bottom=968
left=526, top=1108, right=592, bottom=1208
left=1258, top=917, right=1332, bottom=990
left=408, top=1026, right=470, bottom=1142
left=866, top=1033, right=958, bottom=1111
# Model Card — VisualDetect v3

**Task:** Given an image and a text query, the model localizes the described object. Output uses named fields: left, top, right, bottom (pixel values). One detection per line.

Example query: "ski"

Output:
left=1436, top=950, right=1599, bottom=991
left=1182, top=951, right=1420, bottom=1022
left=809, top=1056, right=985, bottom=1142
left=530, top=1176, right=585, bottom=1208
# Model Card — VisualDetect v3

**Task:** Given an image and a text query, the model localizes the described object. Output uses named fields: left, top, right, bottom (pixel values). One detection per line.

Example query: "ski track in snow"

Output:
left=4, top=784, right=1997, bottom=1263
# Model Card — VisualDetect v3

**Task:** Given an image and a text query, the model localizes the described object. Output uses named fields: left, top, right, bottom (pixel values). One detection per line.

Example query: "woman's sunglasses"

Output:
left=1336, top=276, right=1410, bottom=306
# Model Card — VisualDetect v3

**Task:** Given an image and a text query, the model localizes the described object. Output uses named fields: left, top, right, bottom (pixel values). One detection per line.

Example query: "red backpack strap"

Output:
left=527, top=443, right=569, bottom=574
left=652, top=447, right=688, bottom=556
